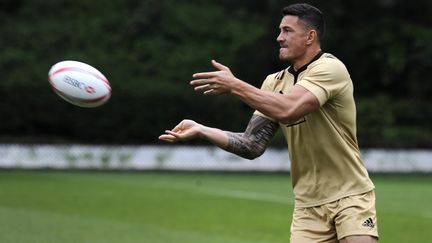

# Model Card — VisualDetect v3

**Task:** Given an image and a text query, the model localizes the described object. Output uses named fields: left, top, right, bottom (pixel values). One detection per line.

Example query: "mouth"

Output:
left=279, top=46, right=288, bottom=52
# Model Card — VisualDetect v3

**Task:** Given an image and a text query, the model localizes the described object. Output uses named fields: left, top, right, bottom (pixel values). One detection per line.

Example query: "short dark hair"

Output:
left=282, top=3, right=325, bottom=40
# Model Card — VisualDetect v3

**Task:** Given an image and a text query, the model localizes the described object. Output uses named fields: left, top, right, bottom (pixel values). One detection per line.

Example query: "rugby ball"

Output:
left=48, top=60, right=111, bottom=108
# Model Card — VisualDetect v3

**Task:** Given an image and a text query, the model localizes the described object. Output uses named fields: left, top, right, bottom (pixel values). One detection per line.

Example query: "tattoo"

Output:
left=226, top=115, right=279, bottom=159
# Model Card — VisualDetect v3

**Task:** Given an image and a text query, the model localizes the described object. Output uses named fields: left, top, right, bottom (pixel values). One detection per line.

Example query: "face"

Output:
left=277, top=15, right=310, bottom=62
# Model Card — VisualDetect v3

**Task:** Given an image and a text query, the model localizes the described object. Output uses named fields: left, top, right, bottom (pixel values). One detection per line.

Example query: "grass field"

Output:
left=0, top=171, right=431, bottom=243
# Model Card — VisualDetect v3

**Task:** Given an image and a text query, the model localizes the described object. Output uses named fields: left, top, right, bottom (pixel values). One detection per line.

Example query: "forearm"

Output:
left=190, top=60, right=319, bottom=123
left=199, top=126, right=230, bottom=149
left=231, top=80, right=291, bottom=122
left=230, top=79, right=317, bottom=124
left=226, top=115, right=279, bottom=160
left=225, top=132, right=268, bottom=160
left=199, top=127, right=266, bottom=160
left=198, top=115, right=279, bottom=160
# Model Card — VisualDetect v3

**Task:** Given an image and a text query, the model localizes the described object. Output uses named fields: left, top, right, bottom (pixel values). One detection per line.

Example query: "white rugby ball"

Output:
left=48, top=60, right=111, bottom=108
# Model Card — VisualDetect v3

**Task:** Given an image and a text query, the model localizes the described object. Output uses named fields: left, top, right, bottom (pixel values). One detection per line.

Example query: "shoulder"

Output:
left=298, top=53, right=353, bottom=104
left=319, top=53, right=345, bottom=65
left=309, top=53, right=349, bottom=78
left=310, top=53, right=348, bottom=73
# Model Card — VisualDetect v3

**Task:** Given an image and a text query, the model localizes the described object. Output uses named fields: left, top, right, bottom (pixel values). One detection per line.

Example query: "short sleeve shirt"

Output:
left=254, top=53, right=374, bottom=207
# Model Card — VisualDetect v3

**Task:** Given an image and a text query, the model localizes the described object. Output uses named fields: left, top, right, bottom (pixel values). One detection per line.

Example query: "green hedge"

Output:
left=1, top=0, right=431, bottom=147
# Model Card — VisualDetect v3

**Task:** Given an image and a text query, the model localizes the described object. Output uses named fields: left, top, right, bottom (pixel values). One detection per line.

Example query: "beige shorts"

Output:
left=290, top=190, right=379, bottom=243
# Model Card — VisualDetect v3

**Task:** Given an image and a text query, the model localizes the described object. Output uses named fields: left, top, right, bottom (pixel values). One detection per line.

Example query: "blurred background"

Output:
left=1, top=1, right=432, bottom=243
left=1, top=0, right=431, bottom=148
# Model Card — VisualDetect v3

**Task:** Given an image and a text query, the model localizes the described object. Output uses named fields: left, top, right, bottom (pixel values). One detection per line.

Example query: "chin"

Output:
left=279, top=54, right=292, bottom=62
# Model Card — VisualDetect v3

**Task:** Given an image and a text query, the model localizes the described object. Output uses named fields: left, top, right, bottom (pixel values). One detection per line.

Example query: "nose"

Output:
left=276, top=32, right=284, bottom=43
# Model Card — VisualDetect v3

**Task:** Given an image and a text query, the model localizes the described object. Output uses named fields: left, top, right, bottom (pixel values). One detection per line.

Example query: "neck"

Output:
left=292, top=46, right=322, bottom=71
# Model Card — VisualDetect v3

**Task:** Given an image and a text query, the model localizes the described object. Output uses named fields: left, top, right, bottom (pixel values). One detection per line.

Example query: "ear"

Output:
left=306, top=30, right=317, bottom=45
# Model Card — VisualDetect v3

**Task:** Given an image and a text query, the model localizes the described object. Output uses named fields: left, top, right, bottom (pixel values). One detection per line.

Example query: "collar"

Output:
left=288, top=51, right=323, bottom=83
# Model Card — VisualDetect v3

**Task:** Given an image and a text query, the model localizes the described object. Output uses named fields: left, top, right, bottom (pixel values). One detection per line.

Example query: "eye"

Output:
left=281, top=27, right=292, bottom=33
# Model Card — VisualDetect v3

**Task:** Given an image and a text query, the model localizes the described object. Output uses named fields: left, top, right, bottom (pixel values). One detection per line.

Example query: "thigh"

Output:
left=290, top=206, right=338, bottom=243
left=335, top=191, right=379, bottom=240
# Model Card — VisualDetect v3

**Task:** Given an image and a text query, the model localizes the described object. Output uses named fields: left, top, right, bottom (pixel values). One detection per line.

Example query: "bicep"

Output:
left=283, top=84, right=320, bottom=121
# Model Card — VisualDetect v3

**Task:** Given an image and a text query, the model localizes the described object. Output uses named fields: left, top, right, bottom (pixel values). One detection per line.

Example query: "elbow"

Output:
left=242, top=146, right=266, bottom=160
left=243, top=153, right=262, bottom=160
left=227, top=131, right=272, bottom=160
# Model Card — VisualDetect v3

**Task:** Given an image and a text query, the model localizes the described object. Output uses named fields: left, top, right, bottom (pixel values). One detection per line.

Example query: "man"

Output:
left=159, top=3, right=378, bottom=243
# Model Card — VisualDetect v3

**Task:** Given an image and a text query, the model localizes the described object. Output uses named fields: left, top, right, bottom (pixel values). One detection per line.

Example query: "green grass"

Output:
left=0, top=171, right=431, bottom=243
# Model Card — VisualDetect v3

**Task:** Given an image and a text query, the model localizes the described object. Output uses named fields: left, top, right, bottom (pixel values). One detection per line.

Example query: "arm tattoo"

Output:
left=225, top=115, right=279, bottom=160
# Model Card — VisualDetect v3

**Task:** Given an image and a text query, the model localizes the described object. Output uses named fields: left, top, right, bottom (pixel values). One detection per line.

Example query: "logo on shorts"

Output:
left=362, top=217, right=375, bottom=228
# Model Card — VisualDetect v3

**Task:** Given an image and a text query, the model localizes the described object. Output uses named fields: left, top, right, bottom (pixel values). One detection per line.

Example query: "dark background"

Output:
left=1, top=0, right=431, bottom=147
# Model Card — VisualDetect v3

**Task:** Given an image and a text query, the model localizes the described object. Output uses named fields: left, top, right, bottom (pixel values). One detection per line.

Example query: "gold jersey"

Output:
left=254, top=53, right=374, bottom=207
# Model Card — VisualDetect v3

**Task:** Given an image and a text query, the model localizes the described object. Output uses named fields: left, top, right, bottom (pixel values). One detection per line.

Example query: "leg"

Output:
left=335, top=191, right=379, bottom=242
left=339, top=235, right=377, bottom=243
left=290, top=206, right=338, bottom=243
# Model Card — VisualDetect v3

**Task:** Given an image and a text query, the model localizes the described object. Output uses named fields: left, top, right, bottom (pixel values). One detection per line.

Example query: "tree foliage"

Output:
left=0, top=0, right=431, bottom=147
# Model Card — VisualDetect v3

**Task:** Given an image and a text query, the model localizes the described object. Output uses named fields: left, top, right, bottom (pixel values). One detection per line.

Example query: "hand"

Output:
left=190, top=60, right=238, bottom=95
left=158, top=119, right=203, bottom=143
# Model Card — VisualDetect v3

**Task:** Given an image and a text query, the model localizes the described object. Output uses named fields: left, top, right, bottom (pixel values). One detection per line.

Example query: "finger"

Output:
left=160, top=131, right=181, bottom=142
left=204, top=88, right=224, bottom=95
left=170, top=123, right=184, bottom=133
left=190, top=79, right=212, bottom=86
left=203, top=89, right=215, bottom=95
left=158, top=134, right=176, bottom=142
left=164, top=130, right=181, bottom=138
left=170, top=120, right=187, bottom=132
left=194, top=84, right=211, bottom=92
left=192, top=71, right=218, bottom=79
left=211, top=60, right=229, bottom=71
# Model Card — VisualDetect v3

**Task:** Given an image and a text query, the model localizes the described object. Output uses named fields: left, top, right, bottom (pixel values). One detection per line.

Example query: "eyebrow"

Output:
left=279, top=25, right=294, bottom=30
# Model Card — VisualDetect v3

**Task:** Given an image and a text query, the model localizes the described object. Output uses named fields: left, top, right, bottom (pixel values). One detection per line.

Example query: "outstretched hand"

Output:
left=158, top=119, right=202, bottom=143
left=190, top=60, right=238, bottom=95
